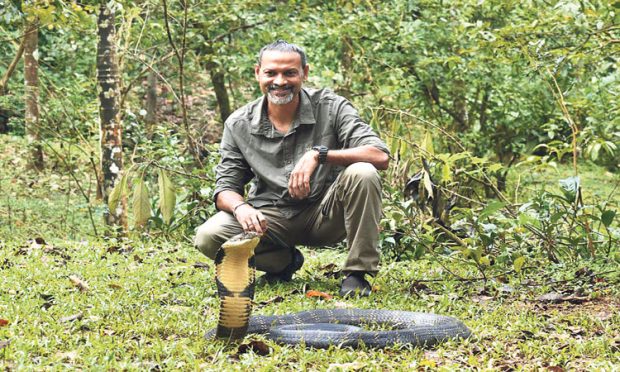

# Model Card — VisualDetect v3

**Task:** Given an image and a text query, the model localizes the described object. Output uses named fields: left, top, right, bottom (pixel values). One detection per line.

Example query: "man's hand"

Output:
left=288, top=150, right=319, bottom=199
left=234, top=203, right=268, bottom=235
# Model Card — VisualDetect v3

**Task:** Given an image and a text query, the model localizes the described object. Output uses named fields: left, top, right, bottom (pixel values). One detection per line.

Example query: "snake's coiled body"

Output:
left=211, top=232, right=472, bottom=348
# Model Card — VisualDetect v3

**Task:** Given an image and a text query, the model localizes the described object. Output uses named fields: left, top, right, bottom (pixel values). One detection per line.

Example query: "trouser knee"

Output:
left=342, top=162, right=381, bottom=189
left=194, top=222, right=224, bottom=259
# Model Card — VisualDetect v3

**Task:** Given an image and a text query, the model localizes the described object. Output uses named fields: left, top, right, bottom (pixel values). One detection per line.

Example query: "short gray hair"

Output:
left=257, top=40, right=307, bottom=69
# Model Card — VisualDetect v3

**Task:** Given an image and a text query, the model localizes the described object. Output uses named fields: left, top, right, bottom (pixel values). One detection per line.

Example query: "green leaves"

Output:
left=479, top=201, right=505, bottom=221
left=158, top=170, right=176, bottom=224
left=110, top=168, right=177, bottom=229
left=559, top=176, right=580, bottom=202
left=108, top=173, right=128, bottom=213
left=513, top=256, right=526, bottom=273
left=132, top=176, right=151, bottom=228
left=601, top=210, right=616, bottom=228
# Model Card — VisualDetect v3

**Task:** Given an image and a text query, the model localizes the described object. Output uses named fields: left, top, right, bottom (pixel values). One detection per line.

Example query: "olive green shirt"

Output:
left=214, top=88, right=389, bottom=218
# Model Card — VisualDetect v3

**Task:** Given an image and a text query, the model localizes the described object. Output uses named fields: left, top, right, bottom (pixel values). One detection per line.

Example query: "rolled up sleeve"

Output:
left=213, top=123, right=254, bottom=206
left=333, top=98, right=390, bottom=155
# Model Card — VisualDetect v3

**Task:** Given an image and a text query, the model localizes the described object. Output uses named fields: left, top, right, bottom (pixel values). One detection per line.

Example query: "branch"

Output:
left=210, top=20, right=267, bottom=43
left=0, top=32, right=26, bottom=95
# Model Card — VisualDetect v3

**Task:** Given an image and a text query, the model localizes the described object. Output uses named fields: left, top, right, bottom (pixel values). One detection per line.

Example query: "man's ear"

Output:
left=254, top=65, right=260, bottom=80
left=303, top=64, right=310, bottom=81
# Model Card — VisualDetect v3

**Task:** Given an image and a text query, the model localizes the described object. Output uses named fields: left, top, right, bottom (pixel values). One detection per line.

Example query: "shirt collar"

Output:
left=250, top=88, right=316, bottom=136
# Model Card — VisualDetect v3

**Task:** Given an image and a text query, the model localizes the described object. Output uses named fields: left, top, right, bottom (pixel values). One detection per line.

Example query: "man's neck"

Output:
left=267, top=93, right=300, bottom=133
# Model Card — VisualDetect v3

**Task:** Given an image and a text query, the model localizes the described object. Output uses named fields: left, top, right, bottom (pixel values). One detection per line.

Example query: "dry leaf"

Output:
left=69, top=275, right=89, bottom=292
left=327, top=362, right=367, bottom=371
left=256, top=295, right=284, bottom=308
left=103, top=328, right=115, bottom=336
left=305, top=290, right=333, bottom=300
left=56, top=351, right=78, bottom=361
left=60, top=313, right=83, bottom=323
left=235, top=340, right=270, bottom=357
left=193, top=261, right=209, bottom=270
left=0, top=319, right=9, bottom=327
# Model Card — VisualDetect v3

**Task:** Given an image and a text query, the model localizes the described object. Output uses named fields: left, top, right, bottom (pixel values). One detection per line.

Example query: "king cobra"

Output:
left=210, top=232, right=472, bottom=348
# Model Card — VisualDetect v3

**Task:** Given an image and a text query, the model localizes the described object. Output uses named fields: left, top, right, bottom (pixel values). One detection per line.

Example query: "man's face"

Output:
left=255, top=51, right=309, bottom=105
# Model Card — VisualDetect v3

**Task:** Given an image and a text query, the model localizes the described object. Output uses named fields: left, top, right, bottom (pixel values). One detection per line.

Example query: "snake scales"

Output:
left=209, top=232, right=471, bottom=348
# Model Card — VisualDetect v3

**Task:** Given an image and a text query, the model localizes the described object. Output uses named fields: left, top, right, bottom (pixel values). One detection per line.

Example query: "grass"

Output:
left=0, top=241, right=618, bottom=370
left=0, top=135, right=619, bottom=370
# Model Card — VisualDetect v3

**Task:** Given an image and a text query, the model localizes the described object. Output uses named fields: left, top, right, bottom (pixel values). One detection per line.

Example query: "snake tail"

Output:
left=214, top=232, right=260, bottom=340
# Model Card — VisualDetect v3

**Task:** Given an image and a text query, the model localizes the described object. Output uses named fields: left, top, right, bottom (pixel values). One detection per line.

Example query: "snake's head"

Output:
left=222, top=232, right=261, bottom=249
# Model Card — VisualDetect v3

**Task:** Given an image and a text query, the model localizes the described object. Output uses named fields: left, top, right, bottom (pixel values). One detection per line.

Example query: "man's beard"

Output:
left=267, top=84, right=296, bottom=105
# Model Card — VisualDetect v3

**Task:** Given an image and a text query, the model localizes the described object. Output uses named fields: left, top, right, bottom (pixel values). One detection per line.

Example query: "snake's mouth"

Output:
left=222, top=232, right=261, bottom=247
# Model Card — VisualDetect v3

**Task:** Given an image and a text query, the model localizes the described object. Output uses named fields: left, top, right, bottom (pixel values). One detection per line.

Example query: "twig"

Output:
left=162, top=0, right=202, bottom=167
left=151, top=162, right=213, bottom=181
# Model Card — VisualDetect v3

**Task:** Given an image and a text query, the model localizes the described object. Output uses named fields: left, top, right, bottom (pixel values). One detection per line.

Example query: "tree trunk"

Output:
left=210, top=67, right=231, bottom=123
left=24, top=19, right=44, bottom=170
left=452, top=79, right=468, bottom=134
left=203, top=45, right=230, bottom=123
left=338, top=35, right=354, bottom=99
left=97, top=3, right=127, bottom=230
left=145, top=70, right=157, bottom=137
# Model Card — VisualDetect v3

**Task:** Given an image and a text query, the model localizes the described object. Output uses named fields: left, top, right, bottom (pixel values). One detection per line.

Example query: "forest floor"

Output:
left=0, top=135, right=619, bottom=370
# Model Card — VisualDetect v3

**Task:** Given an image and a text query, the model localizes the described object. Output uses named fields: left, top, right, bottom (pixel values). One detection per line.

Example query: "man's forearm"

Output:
left=325, top=145, right=390, bottom=170
left=216, top=190, right=246, bottom=214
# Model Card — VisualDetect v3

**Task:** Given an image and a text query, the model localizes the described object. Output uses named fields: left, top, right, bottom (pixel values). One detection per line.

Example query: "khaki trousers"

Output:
left=194, top=162, right=382, bottom=274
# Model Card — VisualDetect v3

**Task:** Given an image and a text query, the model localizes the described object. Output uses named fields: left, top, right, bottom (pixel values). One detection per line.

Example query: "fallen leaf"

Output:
left=333, top=300, right=354, bottom=309
left=327, top=362, right=367, bottom=371
left=233, top=340, right=270, bottom=359
left=319, top=263, right=342, bottom=278
left=546, top=366, right=564, bottom=372
left=56, top=351, right=78, bottom=361
left=0, top=319, right=8, bottom=327
left=34, top=237, right=46, bottom=245
left=256, top=295, right=284, bottom=307
left=536, top=292, right=589, bottom=304
left=610, top=338, right=620, bottom=352
left=409, top=281, right=431, bottom=294
left=108, top=283, right=122, bottom=289
left=518, top=330, right=535, bottom=340
left=40, top=293, right=55, bottom=309
left=498, top=284, right=515, bottom=294
left=306, top=290, right=333, bottom=300
left=471, top=295, right=494, bottom=303
left=60, top=313, right=83, bottom=323
left=193, top=261, right=209, bottom=269
left=69, top=275, right=89, bottom=292
left=103, top=328, right=115, bottom=336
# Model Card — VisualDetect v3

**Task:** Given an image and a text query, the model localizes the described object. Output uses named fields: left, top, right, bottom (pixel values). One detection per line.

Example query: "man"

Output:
left=194, top=40, right=389, bottom=297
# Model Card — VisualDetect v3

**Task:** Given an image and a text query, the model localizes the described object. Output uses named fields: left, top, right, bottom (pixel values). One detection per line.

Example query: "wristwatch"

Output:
left=312, top=145, right=329, bottom=164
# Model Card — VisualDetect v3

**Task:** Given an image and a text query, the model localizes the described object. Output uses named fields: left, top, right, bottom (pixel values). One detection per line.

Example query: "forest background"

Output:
left=0, top=0, right=619, bottom=370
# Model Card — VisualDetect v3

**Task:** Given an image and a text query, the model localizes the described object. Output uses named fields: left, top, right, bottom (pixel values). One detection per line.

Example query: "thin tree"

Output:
left=23, top=18, right=44, bottom=169
left=145, top=70, right=157, bottom=137
left=97, top=2, right=127, bottom=230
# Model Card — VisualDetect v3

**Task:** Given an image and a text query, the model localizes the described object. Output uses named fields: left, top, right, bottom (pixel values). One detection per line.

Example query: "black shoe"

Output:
left=339, top=272, right=372, bottom=297
left=258, top=248, right=304, bottom=285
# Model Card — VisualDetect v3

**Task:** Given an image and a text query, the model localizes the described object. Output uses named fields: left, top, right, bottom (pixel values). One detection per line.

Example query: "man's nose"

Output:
left=274, top=74, right=287, bottom=85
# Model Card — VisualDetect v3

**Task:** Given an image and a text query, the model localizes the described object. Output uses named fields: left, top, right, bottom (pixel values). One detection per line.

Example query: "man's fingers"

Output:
left=251, top=215, right=264, bottom=235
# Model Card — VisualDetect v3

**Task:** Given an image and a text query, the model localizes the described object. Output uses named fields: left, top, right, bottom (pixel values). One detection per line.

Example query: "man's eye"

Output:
left=285, top=71, right=297, bottom=77
left=264, top=71, right=275, bottom=76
